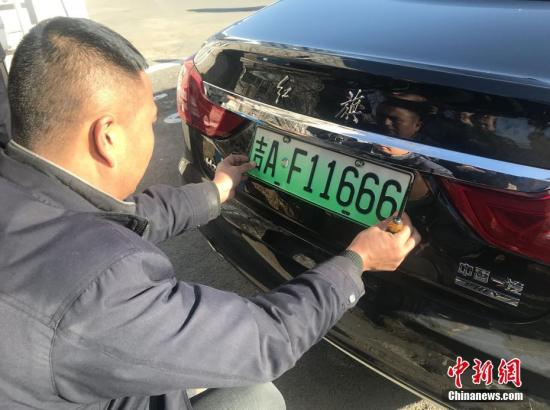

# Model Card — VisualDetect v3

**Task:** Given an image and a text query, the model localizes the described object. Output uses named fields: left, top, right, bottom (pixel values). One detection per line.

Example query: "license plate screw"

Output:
left=281, top=158, right=290, bottom=168
left=283, top=136, right=291, bottom=143
left=355, top=159, right=365, bottom=167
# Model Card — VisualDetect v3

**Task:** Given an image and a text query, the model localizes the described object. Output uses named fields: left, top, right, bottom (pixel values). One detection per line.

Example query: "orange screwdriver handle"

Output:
left=386, top=217, right=403, bottom=234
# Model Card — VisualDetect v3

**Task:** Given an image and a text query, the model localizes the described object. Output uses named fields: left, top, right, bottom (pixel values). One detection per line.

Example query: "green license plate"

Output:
left=248, top=128, right=414, bottom=227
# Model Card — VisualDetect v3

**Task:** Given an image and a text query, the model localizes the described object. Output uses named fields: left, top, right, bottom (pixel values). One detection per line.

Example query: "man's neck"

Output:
left=8, top=140, right=131, bottom=209
left=34, top=143, right=125, bottom=200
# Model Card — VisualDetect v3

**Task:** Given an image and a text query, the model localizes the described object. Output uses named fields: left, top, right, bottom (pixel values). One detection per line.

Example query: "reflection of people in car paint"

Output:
left=377, top=102, right=423, bottom=138
left=459, top=111, right=497, bottom=133
left=478, top=114, right=497, bottom=132
left=375, top=93, right=425, bottom=156
left=374, top=94, right=454, bottom=201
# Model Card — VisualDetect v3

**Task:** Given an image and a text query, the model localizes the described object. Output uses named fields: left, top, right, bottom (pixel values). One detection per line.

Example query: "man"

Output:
left=0, top=17, right=420, bottom=410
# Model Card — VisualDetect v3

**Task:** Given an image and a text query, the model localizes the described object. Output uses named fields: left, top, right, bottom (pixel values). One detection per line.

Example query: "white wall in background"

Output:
left=31, top=0, right=88, bottom=21
left=0, top=0, right=89, bottom=69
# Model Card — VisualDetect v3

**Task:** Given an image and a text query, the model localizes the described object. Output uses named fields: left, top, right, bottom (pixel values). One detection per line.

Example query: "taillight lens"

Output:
left=441, top=178, right=550, bottom=265
left=176, top=57, right=245, bottom=138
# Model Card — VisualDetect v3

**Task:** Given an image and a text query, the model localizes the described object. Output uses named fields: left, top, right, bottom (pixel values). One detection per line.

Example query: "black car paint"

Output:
left=215, top=0, right=550, bottom=104
left=179, top=0, right=550, bottom=407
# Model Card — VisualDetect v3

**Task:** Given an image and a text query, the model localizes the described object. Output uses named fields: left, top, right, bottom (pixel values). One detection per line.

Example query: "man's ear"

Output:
left=91, top=115, right=117, bottom=168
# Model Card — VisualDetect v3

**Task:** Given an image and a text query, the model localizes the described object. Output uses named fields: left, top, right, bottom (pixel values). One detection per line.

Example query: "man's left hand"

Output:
left=213, top=154, right=256, bottom=203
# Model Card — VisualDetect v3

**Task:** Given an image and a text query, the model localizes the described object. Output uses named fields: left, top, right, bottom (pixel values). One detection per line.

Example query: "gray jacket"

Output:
left=0, top=141, right=364, bottom=410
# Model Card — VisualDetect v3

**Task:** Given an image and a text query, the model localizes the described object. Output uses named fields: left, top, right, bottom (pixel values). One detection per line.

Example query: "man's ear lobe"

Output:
left=91, top=116, right=117, bottom=168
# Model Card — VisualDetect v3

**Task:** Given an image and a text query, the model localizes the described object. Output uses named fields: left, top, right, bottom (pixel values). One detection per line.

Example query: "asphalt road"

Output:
left=86, top=1, right=438, bottom=409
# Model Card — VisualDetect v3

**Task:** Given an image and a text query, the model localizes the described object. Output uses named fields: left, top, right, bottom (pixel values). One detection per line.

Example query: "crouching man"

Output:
left=0, top=17, right=420, bottom=410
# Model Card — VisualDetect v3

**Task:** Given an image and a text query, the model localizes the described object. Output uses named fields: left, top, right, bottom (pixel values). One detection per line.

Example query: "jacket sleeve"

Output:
left=129, top=181, right=220, bottom=243
left=50, top=244, right=364, bottom=402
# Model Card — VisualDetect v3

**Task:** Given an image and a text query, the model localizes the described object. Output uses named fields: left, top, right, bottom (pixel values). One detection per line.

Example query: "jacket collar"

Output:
left=4, top=140, right=137, bottom=215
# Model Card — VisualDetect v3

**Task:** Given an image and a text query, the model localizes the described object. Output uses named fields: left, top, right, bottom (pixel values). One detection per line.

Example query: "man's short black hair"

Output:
left=8, top=17, right=148, bottom=148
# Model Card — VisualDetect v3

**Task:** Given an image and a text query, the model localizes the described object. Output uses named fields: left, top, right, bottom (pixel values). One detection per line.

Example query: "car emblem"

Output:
left=275, top=75, right=292, bottom=104
left=456, top=262, right=524, bottom=307
left=473, top=267, right=490, bottom=284
left=458, top=262, right=490, bottom=284
left=503, top=279, right=525, bottom=295
left=457, top=262, right=474, bottom=277
left=204, top=156, right=217, bottom=171
left=454, top=277, right=520, bottom=307
left=491, top=276, right=525, bottom=296
left=336, top=89, right=366, bottom=124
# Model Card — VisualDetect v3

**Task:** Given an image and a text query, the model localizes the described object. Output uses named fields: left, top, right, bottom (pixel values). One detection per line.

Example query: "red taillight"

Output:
left=176, top=57, right=245, bottom=138
left=441, top=179, right=550, bottom=265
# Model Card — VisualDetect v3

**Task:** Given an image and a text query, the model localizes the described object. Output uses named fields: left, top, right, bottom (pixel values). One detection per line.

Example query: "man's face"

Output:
left=117, top=72, right=157, bottom=198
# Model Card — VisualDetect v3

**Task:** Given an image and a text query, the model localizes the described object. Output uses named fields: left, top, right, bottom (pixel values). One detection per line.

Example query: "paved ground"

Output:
left=86, top=1, right=440, bottom=409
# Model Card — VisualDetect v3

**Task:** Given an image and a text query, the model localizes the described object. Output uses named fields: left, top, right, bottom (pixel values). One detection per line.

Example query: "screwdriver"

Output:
left=386, top=195, right=408, bottom=234
left=386, top=216, right=404, bottom=234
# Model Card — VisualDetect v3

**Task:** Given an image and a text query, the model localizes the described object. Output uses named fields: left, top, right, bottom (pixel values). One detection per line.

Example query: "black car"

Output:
left=176, top=0, right=550, bottom=407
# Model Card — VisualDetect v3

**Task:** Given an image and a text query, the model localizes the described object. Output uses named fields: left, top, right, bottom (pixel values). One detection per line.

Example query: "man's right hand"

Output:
left=346, top=213, right=421, bottom=271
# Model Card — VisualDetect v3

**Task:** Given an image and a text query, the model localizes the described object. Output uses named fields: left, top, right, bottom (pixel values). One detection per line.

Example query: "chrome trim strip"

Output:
left=204, top=82, right=550, bottom=192
left=454, top=277, right=520, bottom=307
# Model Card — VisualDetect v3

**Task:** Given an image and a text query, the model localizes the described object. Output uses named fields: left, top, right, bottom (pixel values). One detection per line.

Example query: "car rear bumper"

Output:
left=179, top=123, right=550, bottom=409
